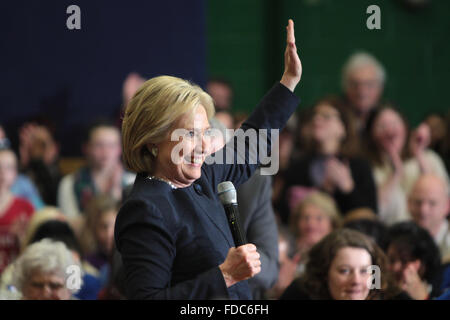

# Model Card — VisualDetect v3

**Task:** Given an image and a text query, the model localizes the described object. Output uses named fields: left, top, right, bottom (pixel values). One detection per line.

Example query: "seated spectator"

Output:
left=408, top=174, right=450, bottom=260
left=289, top=191, right=341, bottom=267
left=277, top=97, right=378, bottom=224
left=0, top=124, right=44, bottom=210
left=80, top=195, right=118, bottom=273
left=0, top=149, right=35, bottom=273
left=18, top=121, right=61, bottom=206
left=384, top=222, right=443, bottom=299
left=27, top=219, right=102, bottom=300
left=365, top=105, right=450, bottom=225
left=339, top=52, right=386, bottom=132
left=57, top=121, right=135, bottom=219
left=11, top=239, right=81, bottom=300
left=280, top=229, right=407, bottom=300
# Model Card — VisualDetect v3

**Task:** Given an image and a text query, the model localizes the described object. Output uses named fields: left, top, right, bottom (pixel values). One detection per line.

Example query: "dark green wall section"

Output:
left=207, top=0, right=450, bottom=125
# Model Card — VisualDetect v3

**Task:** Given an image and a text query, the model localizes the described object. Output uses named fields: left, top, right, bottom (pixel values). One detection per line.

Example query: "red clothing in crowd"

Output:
left=0, top=197, right=34, bottom=272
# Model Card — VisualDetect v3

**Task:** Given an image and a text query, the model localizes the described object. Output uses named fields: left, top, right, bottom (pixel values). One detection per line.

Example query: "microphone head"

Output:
left=217, top=181, right=237, bottom=205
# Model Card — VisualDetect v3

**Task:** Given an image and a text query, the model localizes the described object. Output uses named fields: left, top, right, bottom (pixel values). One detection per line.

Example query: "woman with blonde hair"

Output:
left=290, top=191, right=341, bottom=258
left=115, top=20, right=302, bottom=299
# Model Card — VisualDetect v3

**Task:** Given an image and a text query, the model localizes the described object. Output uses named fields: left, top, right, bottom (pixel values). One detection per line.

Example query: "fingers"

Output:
left=286, top=19, right=295, bottom=45
left=236, top=244, right=261, bottom=275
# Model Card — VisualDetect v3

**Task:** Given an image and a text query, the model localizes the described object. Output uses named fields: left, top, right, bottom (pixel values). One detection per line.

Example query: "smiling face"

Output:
left=153, top=105, right=212, bottom=187
left=328, top=247, right=372, bottom=300
left=372, top=109, right=407, bottom=155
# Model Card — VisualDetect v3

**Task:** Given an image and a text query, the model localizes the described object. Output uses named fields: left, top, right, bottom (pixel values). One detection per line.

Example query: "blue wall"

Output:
left=0, top=0, right=207, bottom=156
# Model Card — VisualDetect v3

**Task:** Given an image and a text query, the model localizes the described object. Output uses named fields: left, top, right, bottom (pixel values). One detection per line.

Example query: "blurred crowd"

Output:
left=0, top=52, right=449, bottom=300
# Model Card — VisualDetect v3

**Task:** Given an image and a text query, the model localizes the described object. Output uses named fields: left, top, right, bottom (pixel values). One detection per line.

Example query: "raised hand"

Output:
left=280, top=19, right=302, bottom=92
left=324, top=158, right=355, bottom=193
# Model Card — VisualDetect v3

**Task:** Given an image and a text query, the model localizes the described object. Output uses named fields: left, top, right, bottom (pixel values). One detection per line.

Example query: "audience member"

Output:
left=408, top=174, right=450, bottom=260
left=340, top=52, right=385, bottom=131
left=11, top=239, right=81, bottom=300
left=0, top=125, right=44, bottom=210
left=0, top=149, right=35, bottom=273
left=57, top=121, right=135, bottom=219
left=280, top=229, right=407, bottom=300
left=28, top=219, right=102, bottom=300
left=18, top=122, right=61, bottom=206
left=289, top=191, right=341, bottom=269
left=277, top=97, right=377, bottom=224
left=364, top=105, right=450, bottom=225
left=384, top=222, right=443, bottom=299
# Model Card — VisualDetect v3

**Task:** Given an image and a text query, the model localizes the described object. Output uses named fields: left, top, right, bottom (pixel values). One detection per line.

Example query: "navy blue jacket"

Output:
left=114, top=82, right=299, bottom=300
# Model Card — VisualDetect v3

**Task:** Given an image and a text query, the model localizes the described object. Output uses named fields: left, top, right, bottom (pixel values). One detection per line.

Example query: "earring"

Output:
left=151, top=147, right=158, bottom=157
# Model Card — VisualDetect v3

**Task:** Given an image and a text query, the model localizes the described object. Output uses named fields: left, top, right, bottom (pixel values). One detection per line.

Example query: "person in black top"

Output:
left=114, top=20, right=302, bottom=299
left=276, top=96, right=378, bottom=225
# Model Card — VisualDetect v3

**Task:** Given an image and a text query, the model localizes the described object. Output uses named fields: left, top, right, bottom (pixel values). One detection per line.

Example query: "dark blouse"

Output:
left=276, top=154, right=378, bottom=225
left=114, top=83, right=299, bottom=299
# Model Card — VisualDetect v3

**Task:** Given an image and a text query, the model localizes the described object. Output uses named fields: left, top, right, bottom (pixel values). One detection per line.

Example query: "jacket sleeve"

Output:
left=204, top=82, right=299, bottom=192
left=114, top=199, right=229, bottom=300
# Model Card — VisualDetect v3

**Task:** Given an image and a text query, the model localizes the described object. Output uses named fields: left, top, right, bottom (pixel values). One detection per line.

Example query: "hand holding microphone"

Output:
left=217, top=181, right=261, bottom=287
left=219, top=244, right=261, bottom=288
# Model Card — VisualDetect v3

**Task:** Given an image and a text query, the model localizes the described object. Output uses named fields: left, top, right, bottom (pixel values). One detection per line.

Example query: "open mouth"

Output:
left=184, top=155, right=204, bottom=166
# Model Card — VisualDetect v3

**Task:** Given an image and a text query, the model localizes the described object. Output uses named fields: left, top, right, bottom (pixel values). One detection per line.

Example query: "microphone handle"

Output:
left=224, top=203, right=247, bottom=247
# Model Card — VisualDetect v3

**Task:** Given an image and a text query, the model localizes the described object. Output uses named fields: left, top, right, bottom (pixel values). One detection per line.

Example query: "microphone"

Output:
left=217, top=181, right=247, bottom=247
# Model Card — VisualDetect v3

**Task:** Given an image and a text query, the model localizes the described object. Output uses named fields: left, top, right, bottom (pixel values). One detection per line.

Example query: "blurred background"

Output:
left=1, top=0, right=449, bottom=157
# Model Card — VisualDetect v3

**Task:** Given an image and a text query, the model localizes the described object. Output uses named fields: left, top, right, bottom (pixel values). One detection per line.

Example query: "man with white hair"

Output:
left=408, top=174, right=450, bottom=260
left=341, top=51, right=386, bottom=131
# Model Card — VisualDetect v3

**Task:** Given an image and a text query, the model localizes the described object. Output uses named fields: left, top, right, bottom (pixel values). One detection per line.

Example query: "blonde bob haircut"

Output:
left=122, top=75, right=215, bottom=174
left=290, top=191, right=342, bottom=237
